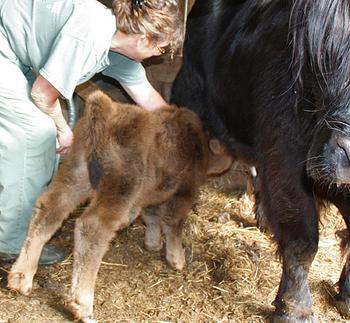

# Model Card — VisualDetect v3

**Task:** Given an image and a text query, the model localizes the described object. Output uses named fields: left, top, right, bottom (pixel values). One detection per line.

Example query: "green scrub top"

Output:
left=0, top=0, right=146, bottom=98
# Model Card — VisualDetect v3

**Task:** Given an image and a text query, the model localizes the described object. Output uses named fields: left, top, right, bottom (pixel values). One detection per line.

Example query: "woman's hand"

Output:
left=56, top=125, right=73, bottom=155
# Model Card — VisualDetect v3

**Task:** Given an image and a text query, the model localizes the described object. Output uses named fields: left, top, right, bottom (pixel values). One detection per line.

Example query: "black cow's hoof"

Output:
left=272, top=311, right=317, bottom=323
left=334, top=294, right=350, bottom=318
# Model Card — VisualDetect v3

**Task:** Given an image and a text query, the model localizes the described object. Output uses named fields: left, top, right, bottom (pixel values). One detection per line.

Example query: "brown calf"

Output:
left=7, top=90, right=232, bottom=322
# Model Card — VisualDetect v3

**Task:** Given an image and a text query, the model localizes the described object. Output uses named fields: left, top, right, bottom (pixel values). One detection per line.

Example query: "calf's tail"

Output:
left=84, top=90, right=114, bottom=188
left=84, top=90, right=113, bottom=142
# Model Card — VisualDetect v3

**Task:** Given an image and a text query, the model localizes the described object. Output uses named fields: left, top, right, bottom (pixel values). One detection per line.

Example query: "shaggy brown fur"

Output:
left=7, top=90, right=232, bottom=323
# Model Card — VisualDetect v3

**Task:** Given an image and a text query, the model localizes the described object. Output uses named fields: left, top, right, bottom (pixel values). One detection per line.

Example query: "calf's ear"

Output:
left=207, top=139, right=233, bottom=175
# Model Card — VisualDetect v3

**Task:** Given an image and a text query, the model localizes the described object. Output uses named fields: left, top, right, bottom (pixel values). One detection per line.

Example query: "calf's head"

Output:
left=206, top=138, right=233, bottom=176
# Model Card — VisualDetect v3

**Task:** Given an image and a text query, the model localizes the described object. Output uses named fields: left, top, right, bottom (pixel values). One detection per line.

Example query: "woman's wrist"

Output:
left=31, top=94, right=68, bottom=131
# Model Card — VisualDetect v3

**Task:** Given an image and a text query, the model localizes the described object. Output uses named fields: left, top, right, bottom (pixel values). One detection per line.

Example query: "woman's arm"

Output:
left=31, top=74, right=73, bottom=154
left=122, top=79, right=168, bottom=111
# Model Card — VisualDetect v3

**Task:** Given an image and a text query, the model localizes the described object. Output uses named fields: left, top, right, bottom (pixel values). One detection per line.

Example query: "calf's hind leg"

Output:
left=8, top=160, right=91, bottom=295
left=68, top=199, right=131, bottom=322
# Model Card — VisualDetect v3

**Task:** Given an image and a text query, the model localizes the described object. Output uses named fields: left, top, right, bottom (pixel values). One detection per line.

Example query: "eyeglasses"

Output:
left=156, top=45, right=167, bottom=55
left=132, top=0, right=150, bottom=10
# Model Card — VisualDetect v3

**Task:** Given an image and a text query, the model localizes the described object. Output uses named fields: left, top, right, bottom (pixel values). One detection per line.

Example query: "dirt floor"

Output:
left=0, top=56, right=349, bottom=322
left=0, top=165, right=348, bottom=323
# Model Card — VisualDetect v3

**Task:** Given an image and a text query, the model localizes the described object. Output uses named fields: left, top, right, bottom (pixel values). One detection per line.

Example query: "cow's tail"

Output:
left=290, top=0, right=350, bottom=92
left=84, top=90, right=114, bottom=188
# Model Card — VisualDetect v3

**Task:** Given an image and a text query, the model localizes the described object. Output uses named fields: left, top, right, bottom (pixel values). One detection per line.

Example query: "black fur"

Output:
left=88, top=155, right=103, bottom=189
left=171, top=0, right=350, bottom=321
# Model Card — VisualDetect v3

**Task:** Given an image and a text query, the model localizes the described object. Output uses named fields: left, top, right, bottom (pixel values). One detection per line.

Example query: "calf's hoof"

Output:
left=166, top=248, right=186, bottom=271
left=7, top=271, right=33, bottom=295
left=272, top=311, right=317, bottom=323
left=144, top=238, right=162, bottom=252
left=334, top=293, right=350, bottom=318
left=77, top=316, right=97, bottom=323
left=68, top=296, right=95, bottom=323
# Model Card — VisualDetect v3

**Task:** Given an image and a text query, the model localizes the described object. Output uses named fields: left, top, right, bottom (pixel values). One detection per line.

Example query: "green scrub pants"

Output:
left=0, top=52, right=57, bottom=253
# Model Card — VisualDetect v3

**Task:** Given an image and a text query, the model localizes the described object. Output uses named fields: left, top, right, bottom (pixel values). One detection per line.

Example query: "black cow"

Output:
left=171, top=0, right=350, bottom=322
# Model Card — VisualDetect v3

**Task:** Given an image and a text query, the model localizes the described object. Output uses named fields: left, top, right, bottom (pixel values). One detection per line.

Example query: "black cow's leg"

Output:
left=259, top=166, right=319, bottom=323
left=328, top=192, right=350, bottom=317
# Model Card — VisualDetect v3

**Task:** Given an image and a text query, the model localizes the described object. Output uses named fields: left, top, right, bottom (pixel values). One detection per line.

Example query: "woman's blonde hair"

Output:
left=112, top=0, right=184, bottom=54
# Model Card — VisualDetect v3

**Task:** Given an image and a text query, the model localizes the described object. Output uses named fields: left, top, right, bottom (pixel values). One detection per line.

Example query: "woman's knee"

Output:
left=0, top=131, right=25, bottom=160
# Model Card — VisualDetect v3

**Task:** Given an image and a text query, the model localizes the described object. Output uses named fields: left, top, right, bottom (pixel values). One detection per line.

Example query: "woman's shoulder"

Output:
left=62, top=0, right=115, bottom=46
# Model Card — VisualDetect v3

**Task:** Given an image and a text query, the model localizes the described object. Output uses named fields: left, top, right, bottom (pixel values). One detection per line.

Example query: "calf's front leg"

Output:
left=142, top=206, right=162, bottom=252
left=160, top=191, right=194, bottom=271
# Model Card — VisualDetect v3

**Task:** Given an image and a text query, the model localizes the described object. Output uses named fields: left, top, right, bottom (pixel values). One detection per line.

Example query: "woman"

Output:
left=0, top=0, right=183, bottom=264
